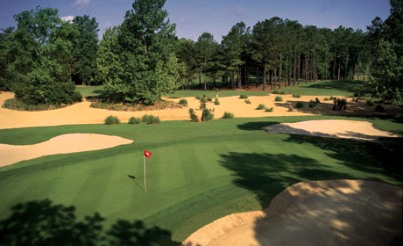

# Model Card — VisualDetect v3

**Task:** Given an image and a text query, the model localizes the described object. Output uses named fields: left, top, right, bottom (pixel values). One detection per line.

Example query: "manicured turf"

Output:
left=165, top=90, right=268, bottom=98
left=280, top=80, right=369, bottom=96
left=75, top=85, right=104, bottom=97
left=0, top=116, right=402, bottom=241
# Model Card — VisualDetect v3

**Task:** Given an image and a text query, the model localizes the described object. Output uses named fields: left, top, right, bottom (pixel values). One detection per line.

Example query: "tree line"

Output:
left=0, top=0, right=401, bottom=106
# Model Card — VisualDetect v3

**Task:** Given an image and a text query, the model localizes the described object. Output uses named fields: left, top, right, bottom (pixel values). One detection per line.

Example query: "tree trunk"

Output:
left=279, top=54, right=283, bottom=87
left=237, top=66, right=242, bottom=89
left=263, top=66, right=267, bottom=91
left=256, top=67, right=259, bottom=88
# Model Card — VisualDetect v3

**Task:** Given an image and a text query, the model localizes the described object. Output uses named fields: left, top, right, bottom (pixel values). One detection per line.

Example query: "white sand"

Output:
left=183, top=180, right=402, bottom=246
left=0, top=133, right=133, bottom=167
left=264, top=120, right=399, bottom=140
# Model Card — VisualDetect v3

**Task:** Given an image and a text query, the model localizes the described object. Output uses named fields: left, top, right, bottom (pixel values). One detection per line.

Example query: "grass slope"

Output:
left=280, top=80, right=369, bottom=96
left=0, top=116, right=402, bottom=241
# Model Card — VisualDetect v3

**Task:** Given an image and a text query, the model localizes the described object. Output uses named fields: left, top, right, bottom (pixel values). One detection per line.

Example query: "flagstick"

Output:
left=144, top=156, right=147, bottom=192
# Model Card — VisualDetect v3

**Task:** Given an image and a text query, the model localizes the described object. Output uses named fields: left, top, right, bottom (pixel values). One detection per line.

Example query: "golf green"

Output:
left=0, top=116, right=402, bottom=241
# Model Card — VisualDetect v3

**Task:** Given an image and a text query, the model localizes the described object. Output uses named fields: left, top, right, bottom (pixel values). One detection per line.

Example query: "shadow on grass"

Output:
left=220, top=152, right=355, bottom=208
left=0, top=199, right=180, bottom=246
left=285, top=135, right=403, bottom=180
left=237, top=121, right=280, bottom=131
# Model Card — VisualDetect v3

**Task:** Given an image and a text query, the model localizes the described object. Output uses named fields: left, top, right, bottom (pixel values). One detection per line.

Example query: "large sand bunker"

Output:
left=264, top=120, right=399, bottom=140
left=183, top=180, right=402, bottom=246
left=0, top=133, right=133, bottom=167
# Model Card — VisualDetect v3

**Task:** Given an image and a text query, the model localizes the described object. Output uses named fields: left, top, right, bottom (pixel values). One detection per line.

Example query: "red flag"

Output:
left=144, top=150, right=152, bottom=158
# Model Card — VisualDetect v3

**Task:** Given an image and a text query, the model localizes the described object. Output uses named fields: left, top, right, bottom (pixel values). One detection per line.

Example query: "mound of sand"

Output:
left=0, top=133, right=133, bottom=167
left=264, top=120, right=399, bottom=140
left=183, top=180, right=402, bottom=246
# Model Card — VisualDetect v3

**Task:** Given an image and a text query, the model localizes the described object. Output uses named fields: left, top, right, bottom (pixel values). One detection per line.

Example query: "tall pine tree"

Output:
left=103, top=0, right=179, bottom=104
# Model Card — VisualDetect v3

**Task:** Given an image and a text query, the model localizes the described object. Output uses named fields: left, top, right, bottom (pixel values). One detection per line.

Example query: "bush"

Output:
left=275, top=96, right=283, bottom=102
left=179, top=99, right=188, bottom=107
left=256, top=104, right=266, bottom=110
left=395, top=113, right=403, bottom=123
left=207, top=97, right=213, bottom=102
left=366, top=99, right=374, bottom=106
left=239, top=94, right=248, bottom=99
left=188, top=108, right=199, bottom=122
left=292, top=94, right=301, bottom=98
left=265, top=107, right=274, bottom=112
left=214, top=98, right=220, bottom=105
left=309, top=100, right=317, bottom=108
left=221, top=112, right=234, bottom=119
left=375, top=105, right=385, bottom=112
left=296, top=102, right=305, bottom=108
left=128, top=117, right=141, bottom=124
left=333, top=98, right=347, bottom=110
left=315, top=98, right=320, bottom=104
left=199, top=95, right=207, bottom=110
left=105, top=115, right=120, bottom=125
left=244, top=99, right=251, bottom=104
left=201, top=108, right=214, bottom=121
left=142, top=114, right=160, bottom=124
left=195, top=95, right=202, bottom=100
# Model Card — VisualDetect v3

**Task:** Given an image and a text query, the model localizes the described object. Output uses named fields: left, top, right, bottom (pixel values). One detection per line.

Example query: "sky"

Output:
left=0, top=0, right=391, bottom=42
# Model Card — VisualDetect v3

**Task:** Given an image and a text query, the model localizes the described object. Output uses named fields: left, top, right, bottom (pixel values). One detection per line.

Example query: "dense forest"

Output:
left=0, top=0, right=401, bottom=106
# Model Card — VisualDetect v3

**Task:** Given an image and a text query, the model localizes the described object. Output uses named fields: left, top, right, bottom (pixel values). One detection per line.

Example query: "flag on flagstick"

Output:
left=144, top=150, right=152, bottom=158
left=143, top=150, right=152, bottom=192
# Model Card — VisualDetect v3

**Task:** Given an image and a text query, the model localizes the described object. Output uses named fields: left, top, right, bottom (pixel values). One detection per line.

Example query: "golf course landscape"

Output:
left=1, top=0, right=402, bottom=244
left=1, top=80, right=402, bottom=245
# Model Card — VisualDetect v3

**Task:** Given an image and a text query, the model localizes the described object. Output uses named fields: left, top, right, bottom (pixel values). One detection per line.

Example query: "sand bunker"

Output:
left=0, top=133, right=133, bottom=167
left=183, top=180, right=402, bottom=246
left=264, top=120, right=399, bottom=140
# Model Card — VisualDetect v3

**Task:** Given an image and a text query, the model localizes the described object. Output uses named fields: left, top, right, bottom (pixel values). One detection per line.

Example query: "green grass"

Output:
left=75, top=85, right=104, bottom=98
left=0, top=116, right=402, bottom=242
left=282, top=80, right=369, bottom=96
left=165, top=90, right=268, bottom=98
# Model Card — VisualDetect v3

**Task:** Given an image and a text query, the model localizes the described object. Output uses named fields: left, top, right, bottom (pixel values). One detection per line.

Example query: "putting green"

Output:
left=0, top=116, right=401, bottom=241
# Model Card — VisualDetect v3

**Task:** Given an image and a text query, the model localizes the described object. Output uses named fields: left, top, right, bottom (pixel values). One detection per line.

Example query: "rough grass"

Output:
left=0, top=116, right=401, bottom=242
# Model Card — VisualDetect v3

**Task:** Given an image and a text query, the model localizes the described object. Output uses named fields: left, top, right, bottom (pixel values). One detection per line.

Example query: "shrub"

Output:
left=244, top=99, right=251, bottom=104
left=353, top=92, right=361, bottom=97
left=179, top=99, right=188, bottom=107
left=199, top=95, right=207, bottom=110
left=275, top=96, right=283, bottom=102
left=292, top=94, right=301, bottom=98
left=214, top=98, right=220, bottom=105
left=366, top=99, right=374, bottom=106
left=296, top=102, right=305, bottom=108
left=128, top=117, right=141, bottom=124
left=333, top=98, right=347, bottom=110
left=309, top=100, right=317, bottom=108
left=105, top=115, right=120, bottom=125
left=265, top=107, right=274, bottom=112
left=395, top=113, right=403, bottom=123
left=239, top=94, right=248, bottom=99
left=195, top=95, right=202, bottom=100
left=207, top=97, right=213, bottom=102
left=375, top=105, right=385, bottom=112
left=315, top=98, right=320, bottom=104
left=142, top=114, right=160, bottom=124
left=222, top=112, right=234, bottom=119
left=256, top=104, right=266, bottom=110
left=201, top=108, right=214, bottom=121
left=188, top=108, right=199, bottom=122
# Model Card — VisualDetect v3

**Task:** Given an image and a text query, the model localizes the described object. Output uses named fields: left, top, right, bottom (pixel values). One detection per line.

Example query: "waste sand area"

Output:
left=264, top=120, right=400, bottom=140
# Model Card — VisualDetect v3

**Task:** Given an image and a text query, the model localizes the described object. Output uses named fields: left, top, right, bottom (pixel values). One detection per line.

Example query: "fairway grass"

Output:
left=0, top=116, right=402, bottom=241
